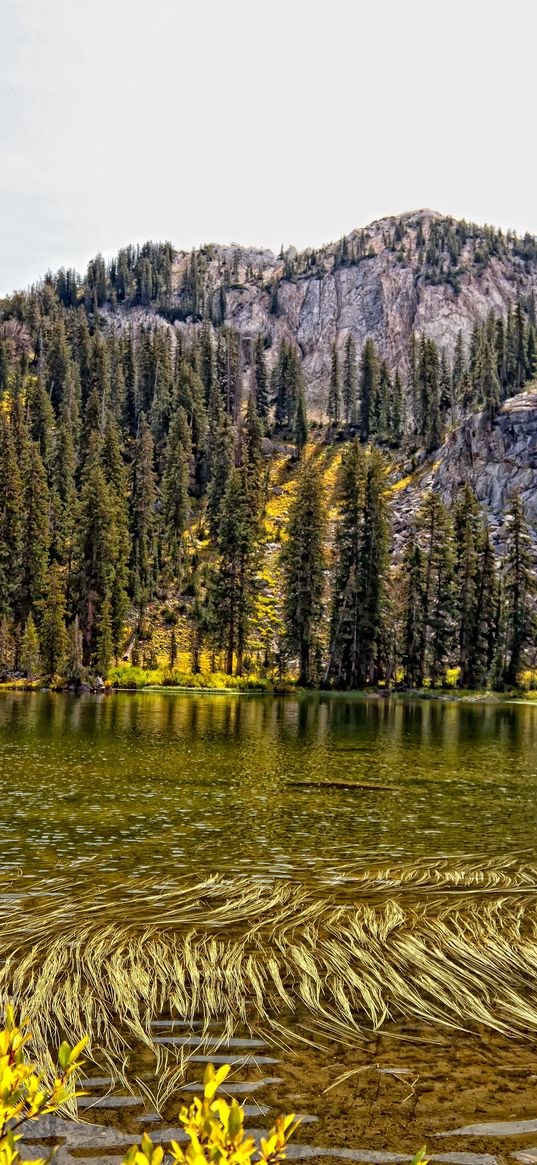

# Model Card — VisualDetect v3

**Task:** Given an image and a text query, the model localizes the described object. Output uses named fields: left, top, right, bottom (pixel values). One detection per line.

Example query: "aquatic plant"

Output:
left=2, top=856, right=537, bottom=1092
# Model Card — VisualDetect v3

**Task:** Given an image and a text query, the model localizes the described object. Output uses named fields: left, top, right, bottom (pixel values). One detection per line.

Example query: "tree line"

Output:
left=284, top=449, right=534, bottom=690
left=0, top=275, right=535, bottom=687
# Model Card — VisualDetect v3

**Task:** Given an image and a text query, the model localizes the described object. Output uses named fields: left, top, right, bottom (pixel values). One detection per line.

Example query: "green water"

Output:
left=1, top=689, right=537, bottom=885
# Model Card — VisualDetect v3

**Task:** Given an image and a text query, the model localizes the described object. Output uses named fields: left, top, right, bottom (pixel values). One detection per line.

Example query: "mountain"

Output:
left=1, top=208, right=537, bottom=688
left=94, top=208, right=537, bottom=416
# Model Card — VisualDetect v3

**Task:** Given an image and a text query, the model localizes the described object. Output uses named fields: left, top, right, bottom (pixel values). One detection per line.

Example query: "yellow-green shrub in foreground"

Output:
left=0, top=1014, right=297, bottom=1165
left=0, top=1011, right=428, bottom=1165
left=0, top=1006, right=86, bottom=1165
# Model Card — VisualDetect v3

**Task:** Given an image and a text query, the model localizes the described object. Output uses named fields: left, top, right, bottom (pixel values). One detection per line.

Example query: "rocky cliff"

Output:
left=165, top=210, right=537, bottom=414
left=391, top=387, right=537, bottom=551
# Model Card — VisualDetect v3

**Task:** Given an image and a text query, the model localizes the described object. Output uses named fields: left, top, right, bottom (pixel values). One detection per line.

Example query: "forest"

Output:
left=0, top=238, right=536, bottom=691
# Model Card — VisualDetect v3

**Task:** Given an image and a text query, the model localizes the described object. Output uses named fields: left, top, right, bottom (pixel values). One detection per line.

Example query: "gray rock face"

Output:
left=169, top=211, right=537, bottom=415
left=390, top=389, right=537, bottom=551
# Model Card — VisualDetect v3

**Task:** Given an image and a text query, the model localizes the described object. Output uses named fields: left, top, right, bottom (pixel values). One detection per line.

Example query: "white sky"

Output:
left=2, top=0, right=537, bottom=295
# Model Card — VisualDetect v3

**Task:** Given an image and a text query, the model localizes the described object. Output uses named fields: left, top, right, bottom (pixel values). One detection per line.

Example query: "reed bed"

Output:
left=2, top=856, right=537, bottom=1091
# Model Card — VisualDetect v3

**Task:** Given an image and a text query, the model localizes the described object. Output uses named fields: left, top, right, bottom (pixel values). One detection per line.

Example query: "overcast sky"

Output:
left=2, top=0, right=537, bottom=295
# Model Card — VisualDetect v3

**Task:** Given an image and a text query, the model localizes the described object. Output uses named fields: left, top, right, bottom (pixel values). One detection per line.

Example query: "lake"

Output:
left=3, top=690, right=537, bottom=1165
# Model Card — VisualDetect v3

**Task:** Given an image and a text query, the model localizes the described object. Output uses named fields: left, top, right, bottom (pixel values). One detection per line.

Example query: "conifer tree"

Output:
left=468, top=525, right=498, bottom=687
left=20, top=441, right=50, bottom=619
left=416, top=492, right=455, bottom=685
left=401, top=535, right=426, bottom=688
left=282, top=458, right=327, bottom=685
left=162, top=406, right=191, bottom=580
left=0, top=414, right=23, bottom=617
left=327, top=344, right=342, bottom=428
left=390, top=370, right=404, bottom=445
left=20, top=614, right=41, bottom=679
left=293, top=380, right=308, bottom=458
left=39, top=564, right=68, bottom=675
left=254, top=334, right=270, bottom=420
left=206, top=406, right=235, bottom=540
left=503, top=493, right=534, bottom=685
left=453, top=485, right=481, bottom=687
left=75, top=440, right=117, bottom=661
left=342, top=335, right=358, bottom=426
left=359, top=338, right=379, bottom=441
left=131, top=414, right=157, bottom=602
left=327, top=440, right=366, bottom=686
left=95, top=593, right=113, bottom=674
left=208, top=464, right=260, bottom=675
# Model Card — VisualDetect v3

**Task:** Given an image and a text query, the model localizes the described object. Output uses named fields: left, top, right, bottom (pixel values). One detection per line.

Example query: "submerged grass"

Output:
left=3, top=856, right=537, bottom=1093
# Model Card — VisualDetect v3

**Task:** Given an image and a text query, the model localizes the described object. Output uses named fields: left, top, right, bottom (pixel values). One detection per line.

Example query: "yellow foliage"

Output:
left=0, top=1007, right=87, bottom=1165
left=124, top=1063, right=299, bottom=1165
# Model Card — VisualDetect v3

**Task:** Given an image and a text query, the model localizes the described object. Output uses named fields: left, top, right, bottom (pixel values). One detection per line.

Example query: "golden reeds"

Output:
left=2, top=856, right=537, bottom=1091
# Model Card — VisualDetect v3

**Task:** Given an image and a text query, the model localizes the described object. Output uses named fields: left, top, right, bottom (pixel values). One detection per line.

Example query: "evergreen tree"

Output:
left=401, top=535, right=426, bottom=688
left=282, top=458, right=327, bottom=685
left=342, top=335, right=358, bottom=426
left=416, top=492, right=455, bottom=685
left=208, top=465, right=260, bottom=675
left=95, top=593, right=113, bottom=674
left=359, top=338, right=379, bottom=441
left=206, top=407, right=235, bottom=539
left=19, top=441, right=49, bottom=620
left=293, top=380, right=308, bottom=458
left=0, top=414, right=23, bottom=616
left=20, top=614, right=41, bottom=679
left=327, top=344, right=342, bottom=428
left=39, top=564, right=68, bottom=675
left=162, top=405, right=191, bottom=580
left=503, top=493, right=534, bottom=685
left=453, top=485, right=481, bottom=687
left=131, top=414, right=157, bottom=602
left=75, top=442, right=117, bottom=661
left=468, top=525, right=498, bottom=688
left=254, top=334, right=270, bottom=420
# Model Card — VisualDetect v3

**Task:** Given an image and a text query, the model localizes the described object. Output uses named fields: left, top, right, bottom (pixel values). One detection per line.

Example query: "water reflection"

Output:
left=1, top=691, right=537, bottom=886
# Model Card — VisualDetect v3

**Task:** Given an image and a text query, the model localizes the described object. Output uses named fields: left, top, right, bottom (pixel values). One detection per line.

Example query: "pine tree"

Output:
left=359, top=339, right=379, bottom=441
left=468, top=525, right=498, bottom=688
left=95, top=593, right=113, bottom=674
left=327, top=440, right=366, bottom=686
left=327, top=344, right=342, bottom=428
left=355, top=448, right=390, bottom=684
left=377, top=361, right=392, bottom=442
left=416, top=492, right=455, bottom=685
left=162, top=405, right=191, bottom=580
left=0, top=414, right=23, bottom=616
left=401, top=535, right=426, bottom=688
left=342, top=335, right=358, bottom=427
left=39, top=563, right=68, bottom=676
left=131, top=414, right=157, bottom=602
left=503, top=493, right=534, bottom=685
left=282, top=458, right=327, bottom=685
left=66, top=615, right=84, bottom=685
left=481, top=342, right=501, bottom=419
left=254, top=334, right=270, bottom=420
left=390, top=371, right=404, bottom=445
left=453, top=485, right=481, bottom=687
left=19, top=441, right=49, bottom=619
left=208, top=465, right=260, bottom=675
left=75, top=443, right=117, bottom=661
left=206, top=406, right=235, bottom=540
left=293, top=380, right=308, bottom=458
left=20, top=614, right=41, bottom=679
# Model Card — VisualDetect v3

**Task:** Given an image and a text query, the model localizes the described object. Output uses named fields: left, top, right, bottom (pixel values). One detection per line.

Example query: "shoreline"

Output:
left=0, top=680, right=530, bottom=703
